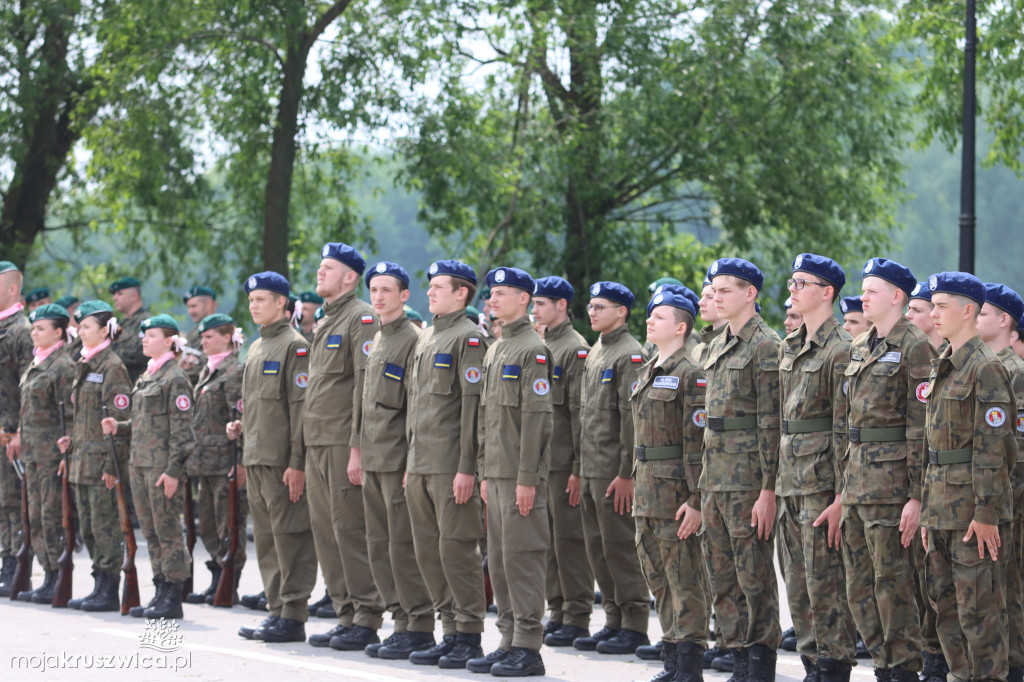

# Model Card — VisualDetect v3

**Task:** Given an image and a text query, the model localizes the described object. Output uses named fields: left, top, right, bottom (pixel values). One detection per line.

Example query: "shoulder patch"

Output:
left=113, top=394, right=130, bottom=410
left=1017, top=412, right=1024, bottom=433
left=630, top=354, right=643, bottom=363
left=464, top=366, right=481, bottom=383
left=630, top=380, right=638, bottom=393
left=383, top=363, right=404, bottom=382
left=468, top=337, right=480, bottom=347
left=577, top=349, right=589, bottom=359
left=842, top=379, right=850, bottom=396
left=360, top=315, right=375, bottom=324
left=362, top=340, right=373, bottom=356
left=986, top=406, right=1007, bottom=428
left=501, top=365, right=521, bottom=381
left=175, top=395, right=192, bottom=412
left=296, top=347, right=308, bottom=357
left=652, top=375, right=680, bottom=390
left=692, top=408, right=707, bottom=428
left=916, top=382, right=929, bottom=403
left=696, top=378, right=707, bottom=388
left=532, top=378, right=550, bottom=396
left=535, top=354, right=546, bottom=365
left=295, top=372, right=309, bottom=388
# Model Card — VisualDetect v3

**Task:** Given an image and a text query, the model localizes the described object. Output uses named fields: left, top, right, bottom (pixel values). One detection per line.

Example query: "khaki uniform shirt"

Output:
left=631, top=345, right=706, bottom=516
left=542, top=320, right=590, bottom=475
left=478, top=317, right=552, bottom=485
left=580, top=324, right=647, bottom=480
left=843, top=318, right=936, bottom=505
left=777, top=316, right=851, bottom=498
left=0, top=311, right=32, bottom=430
left=701, top=314, right=781, bottom=492
left=921, top=336, right=1017, bottom=530
left=112, top=306, right=149, bottom=384
left=361, top=315, right=421, bottom=472
left=68, top=346, right=131, bottom=482
left=241, top=318, right=309, bottom=470
left=190, top=354, right=243, bottom=476
left=997, top=346, right=1024, bottom=521
left=18, top=346, right=76, bottom=463
left=119, top=360, right=196, bottom=478
left=407, top=309, right=489, bottom=476
left=304, top=291, right=378, bottom=448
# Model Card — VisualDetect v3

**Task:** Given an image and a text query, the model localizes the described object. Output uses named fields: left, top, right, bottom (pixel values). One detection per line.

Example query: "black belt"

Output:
left=848, top=426, right=906, bottom=444
left=928, top=448, right=972, bottom=466
left=782, top=417, right=832, bottom=435
left=634, top=445, right=685, bottom=462
left=706, top=416, right=757, bottom=432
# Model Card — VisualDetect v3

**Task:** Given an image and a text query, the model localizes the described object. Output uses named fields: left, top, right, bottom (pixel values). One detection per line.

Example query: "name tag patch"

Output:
left=262, top=361, right=280, bottom=375
left=383, top=363, right=404, bottom=382
left=502, top=365, right=521, bottom=380
left=434, top=353, right=453, bottom=369
left=85, top=372, right=104, bottom=383
left=879, top=351, right=902, bottom=363
left=652, top=376, right=680, bottom=390
left=326, top=335, right=342, bottom=349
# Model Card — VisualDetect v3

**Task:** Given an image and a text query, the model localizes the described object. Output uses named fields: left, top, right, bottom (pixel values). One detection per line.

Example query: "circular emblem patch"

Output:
left=70, top=393, right=75, bottom=405
left=295, top=372, right=309, bottom=388
left=247, top=276, right=257, bottom=290
left=929, top=275, right=938, bottom=291
left=495, top=269, right=506, bottom=283
left=842, top=380, right=849, bottom=396
left=710, top=261, right=719, bottom=275
left=362, top=340, right=373, bottom=356
left=864, top=259, right=874, bottom=273
left=692, top=408, right=707, bottom=428
left=653, top=294, right=664, bottom=305
left=376, top=262, right=386, bottom=273
left=986, top=406, right=1007, bottom=428
left=630, top=380, right=638, bottom=394
left=465, top=367, right=481, bottom=383
left=175, top=395, right=191, bottom=412
left=916, top=382, right=929, bottom=403
left=1017, top=413, right=1024, bottom=433
left=236, top=399, right=244, bottom=414
left=532, top=378, right=550, bottom=396
left=113, top=394, right=130, bottom=410
left=591, top=284, right=600, bottom=296
left=322, top=245, right=330, bottom=257
left=429, top=262, right=439, bottom=275
left=794, top=254, right=804, bottom=269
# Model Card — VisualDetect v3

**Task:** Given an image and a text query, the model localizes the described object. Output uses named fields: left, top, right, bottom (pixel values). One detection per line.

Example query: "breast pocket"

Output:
left=870, top=360, right=903, bottom=404
left=258, top=375, right=282, bottom=400
left=942, top=384, right=973, bottom=435
left=725, top=354, right=754, bottom=398
left=376, top=364, right=406, bottom=409
left=429, top=366, right=456, bottom=396
left=550, top=367, right=566, bottom=406
left=798, top=358, right=825, bottom=397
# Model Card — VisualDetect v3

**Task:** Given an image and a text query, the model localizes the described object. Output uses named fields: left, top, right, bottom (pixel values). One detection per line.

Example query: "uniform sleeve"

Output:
left=684, top=367, right=706, bottom=510
left=829, top=340, right=851, bottom=494
left=457, top=335, right=488, bottom=476
left=616, top=349, right=645, bottom=479
left=972, top=362, right=1017, bottom=526
left=350, top=315, right=378, bottom=449
left=906, top=338, right=938, bottom=501
left=103, top=361, right=134, bottom=476
left=14, top=326, right=34, bottom=375
left=755, top=336, right=781, bottom=491
left=163, top=371, right=197, bottom=480
left=56, top=359, right=76, bottom=436
left=284, top=341, right=310, bottom=471
left=567, top=345, right=589, bottom=477
left=518, top=348, right=553, bottom=487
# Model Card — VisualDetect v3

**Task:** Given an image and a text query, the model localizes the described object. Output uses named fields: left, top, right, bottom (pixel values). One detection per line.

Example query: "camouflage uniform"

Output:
left=304, top=290, right=384, bottom=629
left=116, top=360, right=196, bottom=583
left=189, top=353, right=247, bottom=572
left=579, top=324, right=650, bottom=633
left=361, top=313, right=433, bottom=634
left=241, top=317, right=316, bottom=623
left=540, top=319, right=594, bottom=630
left=631, top=346, right=708, bottom=645
left=777, top=316, right=857, bottom=665
left=68, top=345, right=131, bottom=577
left=700, top=313, right=782, bottom=650
left=180, top=327, right=206, bottom=385
left=406, top=308, right=489, bottom=636
left=0, top=309, right=32, bottom=558
left=692, top=323, right=725, bottom=367
left=921, top=336, right=1017, bottom=682
left=112, top=307, right=149, bottom=385
left=841, top=318, right=935, bottom=672
left=997, top=346, right=1024, bottom=672
left=18, top=345, right=76, bottom=571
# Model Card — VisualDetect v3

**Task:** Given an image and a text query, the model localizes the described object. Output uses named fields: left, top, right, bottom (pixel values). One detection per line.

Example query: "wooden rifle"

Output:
left=212, top=408, right=240, bottom=607
left=9, top=453, right=32, bottom=600
left=53, top=401, right=74, bottom=607
left=103, top=406, right=139, bottom=614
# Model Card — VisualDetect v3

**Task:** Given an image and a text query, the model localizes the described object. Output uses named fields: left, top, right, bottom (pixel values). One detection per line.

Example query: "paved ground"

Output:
left=0, top=531, right=874, bottom=681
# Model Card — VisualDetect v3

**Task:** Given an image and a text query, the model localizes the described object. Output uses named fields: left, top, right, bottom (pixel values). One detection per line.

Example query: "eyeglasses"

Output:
left=787, top=278, right=829, bottom=291
left=587, top=303, right=620, bottom=313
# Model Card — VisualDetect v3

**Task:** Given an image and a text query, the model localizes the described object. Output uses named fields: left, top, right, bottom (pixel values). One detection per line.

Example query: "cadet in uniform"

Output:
left=10, top=304, right=75, bottom=603
left=530, top=276, right=595, bottom=647
left=470, top=266, right=552, bottom=677
left=0, top=261, right=33, bottom=596
left=977, top=282, right=1024, bottom=682
left=102, top=314, right=196, bottom=619
left=632, top=291, right=708, bottom=682
left=303, top=243, right=385, bottom=651
left=694, top=276, right=726, bottom=368
left=778, top=255, right=857, bottom=682
left=405, top=260, right=489, bottom=668
left=184, top=313, right=248, bottom=605
left=575, top=281, right=651, bottom=655
left=783, top=297, right=803, bottom=335
left=644, top=283, right=701, bottom=361
left=840, top=297, right=870, bottom=339
left=108, top=277, right=150, bottom=385
left=54, top=295, right=79, bottom=319
left=58, top=301, right=131, bottom=611
left=907, top=283, right=942, bottom=350
left=358, top=262, right=435, bottom=659
left=701, top=258, right=782, bottom=682
left=842, top=258, right=934, bottom=682
left=180, top=286, right=218, bottom=384
left=228, top=272, right=316, bottom=643
left=298, top=291, right=323, bottom=343
left=921, top=272, right=1017, bottom=682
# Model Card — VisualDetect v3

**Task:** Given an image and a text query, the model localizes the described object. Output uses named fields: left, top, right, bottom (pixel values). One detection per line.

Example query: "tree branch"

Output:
left=305, top=0, right=354, bottom=54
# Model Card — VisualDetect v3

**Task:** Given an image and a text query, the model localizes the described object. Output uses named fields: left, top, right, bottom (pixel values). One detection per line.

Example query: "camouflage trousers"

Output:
left=129, top=465, right=191, bottom=583
left=910, top=532, right=942, bottom=658
left=25, top=459, right=64, bottom=571
left=545, top=469, right=594, bottom=629
left=926, top=526, right=1009, bottom=682
left=701, top=489, right=781, bottom=649
left=194, top=473, right=248, bottom=571
left=841, top=503, right=922, bottom=671
left=777, top=493, right=857, bottom=664
left=1006, top=521, right=1024, bottom=669
left=636, top=515, right=709, bottom=645
left=73, top=482, right=123, bottom=575
left=0, top=461, right=21, bottom=556
left=362, top=469, right=434, bottom=633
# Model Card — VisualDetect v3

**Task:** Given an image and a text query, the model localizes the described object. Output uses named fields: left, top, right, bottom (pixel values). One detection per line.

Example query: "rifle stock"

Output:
left=53, top=401, right=74, bottom=607
left=9, top=456, right=32, bottom=600
left=183, top=475, right=196, bottom=596
left=103, top=406, right=139, bottom=615
left=212, top=411, right=240, bottom=607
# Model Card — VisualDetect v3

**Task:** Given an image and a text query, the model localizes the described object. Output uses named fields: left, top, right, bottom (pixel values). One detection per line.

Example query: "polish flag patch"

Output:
left=577, top=350, right=588, bottom=359
left=536, top=354, right=547, bottom=364
left=360, top=315, right=375, bottom=324
left=630, top=354, right=643, bottom=363
left=696, top=378, right=707, bottom=388
left=468, top=337, right=480, bottom=347
left=296, top=347, right=308, bottom=357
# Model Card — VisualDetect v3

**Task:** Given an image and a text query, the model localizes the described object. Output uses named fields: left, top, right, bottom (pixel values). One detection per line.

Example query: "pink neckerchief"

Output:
left=81, top=339, right=111, bottom=362
left=32, top=340, right=63, bottom=366
left=206, top=350, right=232, bottom=372
left=147, top=351, right=175, bottom=374
left=0, top=302, right=24, bottom=321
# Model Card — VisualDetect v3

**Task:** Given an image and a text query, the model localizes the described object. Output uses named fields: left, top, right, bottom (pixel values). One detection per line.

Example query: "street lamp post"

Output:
left=959, top=0, right=976, bottom=274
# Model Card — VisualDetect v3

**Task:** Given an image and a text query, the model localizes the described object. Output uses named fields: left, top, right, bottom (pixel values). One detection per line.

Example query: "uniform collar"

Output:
left=500, top=316, right=533, bottom=338
left=939, top=334, right=985, bottom=370
left=699, top=323, right=725, bottom=345
left=0, top=302, right=24, bottom=321
left=997, top=346, right=1017, bottom=363
left=600, top=323, right=631, bottom=344
left=260, top=317, right=292, bottom=338
left=432, top=308, right=466, bottom=331
left=786, top=315, right=840, bottom=354
left=648, top=345, right=688, bottom=374
left=324, top=290, right=356, bottom=315
left=729, top=313, right=763, bottom=343
left=81, top=340, right=111, bottom=363
left=382, top=314, right=409, bottom=335
left=543, top=318, right=573, bottom=341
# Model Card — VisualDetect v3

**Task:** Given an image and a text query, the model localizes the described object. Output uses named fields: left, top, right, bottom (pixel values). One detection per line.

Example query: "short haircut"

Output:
left=950, top=293, right=981, bottom=320
left=673, top=309, right=695, bottom=341
left=450, top=277, right=476, bottom=304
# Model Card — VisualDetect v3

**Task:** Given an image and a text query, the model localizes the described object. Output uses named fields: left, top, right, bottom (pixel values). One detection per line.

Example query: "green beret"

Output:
left=314, top=306, right=325, bottom=322
left=140, top=314, right=180, bottom=333
left=25, top=287, right=50, bottom=304
left=480, top=287, right=491, bottom=300
left=54, top=295, right=79, bottom=308
left=403, top=305, right=424, bottom=323
left=28, top=303, right=70, bottom=323
left=299, top=291, right=324, bottom=304
left=466, top=306, right=483, bottom=321
left=197, top=313, right=234, bottom=333
left=73, top=300, right=114, bottom=323
left=0, top=261, right=18, bottom=275
left=109, top=277, right=142, bottom=294
left=182, top=285, right=217, bottom=304
left=648, top=277, right=684, bottom=295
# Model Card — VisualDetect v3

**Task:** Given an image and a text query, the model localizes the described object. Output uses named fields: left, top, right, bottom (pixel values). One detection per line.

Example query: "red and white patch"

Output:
left=362, top=340, right=373, bottom=356
left=113, top=394, right=130, bottom=410
left=296, top=347, right=308, bottom=357
left=465, top=367, right=481, bottom=384
left=577, top=349, right=588, bottom=359
left=360, top=315, right=375, bottom=324
left=236, top=399, right=244, bottom=414
left=468, top=337, right=480, bottom=347
left=175, top=395, right=192, bottom=412
left=696, top=378, right=707, bottom=388
left=630, top=354, right=643, bottom=363
left=535, top=354, right=546, bottom=364
left=986, top=406, right=1007, bottom=428
left=295, top=372, right=309, bottom=388
left=630, top=380, right=638, bottom=393
left=692, top=409, right=707, bottom=428
left=1017, top=413, right=1024, bottom=433
left=915, top=382, right=929, bottom=403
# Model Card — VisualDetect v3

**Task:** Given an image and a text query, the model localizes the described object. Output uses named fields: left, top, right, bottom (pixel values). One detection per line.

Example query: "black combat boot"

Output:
left=747, top=644, right=777, bottom=682
left=144, top=579, right=183, bottom=619
left=254, top=617, right=305, bottom=643
left=573, top=626, right=618, bottom=651
left=727, top=647, right=749, bottom=682
left=68, top=570, right=100, bottom=609
left=781, top=627, right=798, bottom=652
left=365, top=631, right=406, bottom=658
left=0, top=555, right=16, bottom=597
left=409, top=633, right=457, bottom=665
left=438, top=632, right=483, bottom=669
left=82, top=572, right=120, bottom=612
left=889, top=667, right=920, bottom=682
left=490, top=647, right=545, bottom=677
left=596, top=629, right=650, bottom=654
left=1009, top=667, right=1024, bottom=682
left=636, top=640, right=665, bottom=660
left=21, top=570, right=57, bottom=603
left=921, top=652, right=949, bottom=682
left=645, top=641, right=677, bottom=682
left=307, top=589, right=330, bottom=614
left=467, top=648, right=511, bottom=674
left=544, top=625, right=590, bottom=648
left=817, top=657, right=852, bottom=682
left=874, top=669, right=891, bottom=682
left=130, top=578, right=166, bottom=617
left=378, top=631, right=436, bottom=659
left=208, top=566, right=241, bottom=606
left=704, top=645, right=730, bottom=670
left=800, top=655, right=820, bottom=682
left=186, top=560, right=219, bottom=604
left=674, top=642, right=705, bottom=682
left=239, top=615, right=279, bottom=640
left=330, top=624, right=379, bottom=651
left=240, top=589, right=266, bottom=610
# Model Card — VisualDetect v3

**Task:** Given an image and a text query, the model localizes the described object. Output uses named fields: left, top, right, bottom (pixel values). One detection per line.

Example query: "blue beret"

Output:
left=320, top=242, right=366, bottom=275
left=182, top=285, right=217, bottom=304
left=589, top=281, right=635, bottom=309
left=244, top=271, right=290, bottom=296
left=792, top=253, right=845, bottom=291
left=109, top=277, right=141, bottom=293
left=702, top=273, right=712, bottom=288
left=839, top=296, right=863, bottom=314
left=784, top=297, right=793, bottom=310
left=927, top=271, right=985, bottom=306
left=74, top=300, right=114, bottom=322
left=861, top=258, right=915, bottom=297
left=486, top=267, right=535, bottom=293
left=533, top=276, right=574, bottom=302
left=140, top=313, right=180, bottom=333
left=708, top=258, right=764, bottom=291
left=365, top=261, right=410, bottom=288
left=28, top=303, right=69, bottom=323
left=650, top=283, right=700, bottom=311
left=26, top=287, right=50, bottom=304
left=909, top=281, right=932, bottom=302
left=983, top=283, right=1024, bottom=320
left=648, top=291, right=696, bottom=319
left=197, top=313, right=234, bottom=332
left=427, top=259, right=477, bottom=285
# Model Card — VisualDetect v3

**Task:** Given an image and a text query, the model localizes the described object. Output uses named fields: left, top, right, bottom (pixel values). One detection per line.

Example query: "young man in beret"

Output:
left=180, top=286, right=219, bottom=384
left=907, top=283, right=942, bottom=350
left=298, top=291, right=324, bottom=343
left=25, top=286, right=52, bottom=312
left=109, top=277, right=150, bottom=384
left=840, top=297, right=870, bottom=340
